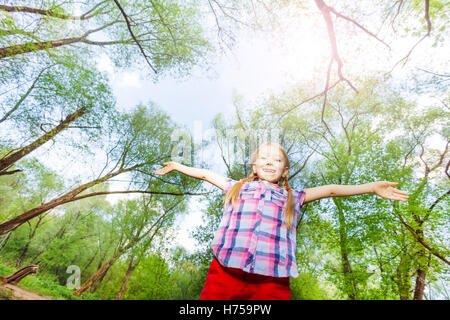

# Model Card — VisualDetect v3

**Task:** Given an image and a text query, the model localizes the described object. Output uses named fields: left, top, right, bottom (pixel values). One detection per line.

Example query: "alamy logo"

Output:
left=66, top=265, right=81, bottom=289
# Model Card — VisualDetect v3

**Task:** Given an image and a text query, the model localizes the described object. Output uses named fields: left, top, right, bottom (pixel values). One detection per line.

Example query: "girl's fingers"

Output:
left=392, top=188, right=408, bottom=195
left=392, top=195, right=408, bottom=201
left=390, top=187, right=408, bottom=195
left=154, top=167, right=166, bottom=174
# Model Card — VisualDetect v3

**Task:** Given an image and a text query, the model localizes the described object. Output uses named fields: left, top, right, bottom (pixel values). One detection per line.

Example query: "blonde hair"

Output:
left=223, top=142, right=295, bottom=229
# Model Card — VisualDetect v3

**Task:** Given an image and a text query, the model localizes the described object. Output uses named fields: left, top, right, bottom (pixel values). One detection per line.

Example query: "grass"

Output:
left=0, top=286, right=14, bottom=300
left=0, top=263, right=99, bottom=300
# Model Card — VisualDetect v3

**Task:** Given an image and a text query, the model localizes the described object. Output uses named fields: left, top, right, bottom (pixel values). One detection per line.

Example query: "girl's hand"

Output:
left=373, top=181, right=409, bottom=202
left=154, top=161, right=179, bottom=175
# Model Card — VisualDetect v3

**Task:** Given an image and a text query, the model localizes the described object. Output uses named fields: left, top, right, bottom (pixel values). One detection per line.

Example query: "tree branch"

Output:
left=274, top=79, right=340, bottom=122
left=0, top=106, right=88, bottom=175
left=392, top=205, right=449, bottom=266
left=428, top=189, right=450, bottom=212
left=424, top=0, right=432, bottom=36
left=71, top=189, right=210, bottom=202
left=112, top=0, right=157, bottom=73
left=389, top=0, right=432, bottom=73
left=314, top=0, right=359, bottom=93
left=328, top=6, right=391, bottom=50
left=0, top=4, right=89, bottom=20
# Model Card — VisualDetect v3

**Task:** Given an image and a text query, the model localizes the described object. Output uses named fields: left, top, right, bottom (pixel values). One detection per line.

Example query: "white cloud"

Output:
left=116, top=72, right=142, bottom=88
left=96, top=54, right=115, bottom=79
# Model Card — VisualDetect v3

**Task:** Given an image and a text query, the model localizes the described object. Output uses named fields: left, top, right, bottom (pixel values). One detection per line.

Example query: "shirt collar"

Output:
left=251, top=177, right=286, bottom=194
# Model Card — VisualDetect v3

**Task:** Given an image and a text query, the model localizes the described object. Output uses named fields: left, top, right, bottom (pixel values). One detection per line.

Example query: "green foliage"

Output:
left=0, top=0, right=448, bottom=301
left=290, top=272, right=334, bottom=300
left=0, top=263, right=15, bottom=276
left=193, top=78, right=449, bottom=300
left=0, top=261, right=95, bottom=300
left=19, top=274, right=79, bottom=300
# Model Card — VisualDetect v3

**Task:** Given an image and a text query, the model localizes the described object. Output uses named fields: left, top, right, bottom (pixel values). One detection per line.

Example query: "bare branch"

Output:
left=429, top=139, right=449, bottom=172
left=424, top=0, right=432, bottom=36
left=207, top=0, right=236, bottom=51
left=446, top=159, right=450, bottom=179
left=0, top=1, right=112, bottom=21
left=417, top=68, right=450, bottom=78
left=0, top=64, right=55, bottom=123
left=390, top=34, right=428, bottom=72
left=314, top=0, right=360, bottom=92
left=112, top=0, right=157, bottom=73
left=427, top=189, right=449, bottom=213
left=320, top=58, right=336, bottom=138
left=389, top=0, right=433, bottom=73
left=328, top=6, right=391, bottom=50
left=0, top=169, right=22, bottom=175
left=0, top=4, right=89, bottom=20
left=394, top=209, right=449, bottom=266
left=274, top=79, right=340, bottom=122
left=0, top=106, right=88, bottom=175
left=288, top=149, right=315, bottom=180
left=390, top=0, right=404, bottom=33
left=71, top=189, right=210, bottom=202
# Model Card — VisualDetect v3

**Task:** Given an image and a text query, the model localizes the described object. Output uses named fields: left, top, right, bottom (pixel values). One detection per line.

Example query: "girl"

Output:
left=154, top=142, right=408, bottom=300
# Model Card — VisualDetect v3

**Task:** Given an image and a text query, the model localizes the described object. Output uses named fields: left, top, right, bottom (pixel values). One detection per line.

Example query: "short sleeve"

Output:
left=292, top=188, right=306, bottom=212
left=223, top=177, right=238, bottom=193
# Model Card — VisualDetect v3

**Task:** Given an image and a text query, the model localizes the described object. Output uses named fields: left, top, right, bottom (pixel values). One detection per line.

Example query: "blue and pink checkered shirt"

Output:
left=211, top=177, right=306, bottom=278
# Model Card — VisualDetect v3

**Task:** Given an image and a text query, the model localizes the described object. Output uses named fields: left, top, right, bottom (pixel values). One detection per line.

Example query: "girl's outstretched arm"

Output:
left=153, top=161, right=229, bottom=191
left=304, top=181, right=409, bottom=204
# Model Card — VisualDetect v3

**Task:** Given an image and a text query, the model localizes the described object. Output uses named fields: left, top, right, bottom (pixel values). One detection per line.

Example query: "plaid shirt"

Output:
left=211, top=178, right=306, bottom=278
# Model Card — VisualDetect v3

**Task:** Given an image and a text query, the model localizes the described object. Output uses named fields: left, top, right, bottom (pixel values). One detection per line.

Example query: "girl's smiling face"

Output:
left=252, top=144, right=289, bottom=183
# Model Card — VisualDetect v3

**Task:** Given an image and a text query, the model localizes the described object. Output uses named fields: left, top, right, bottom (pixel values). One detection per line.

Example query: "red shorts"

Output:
left=200, top=257, right=291, bottom=300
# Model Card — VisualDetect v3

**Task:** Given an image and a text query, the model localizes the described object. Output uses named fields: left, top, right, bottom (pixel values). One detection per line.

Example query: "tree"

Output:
left=0, top=104, right=207, bottom=235
left=73, top=194, right=183, bottom=296
left=0, top=0, right=210, bottom=75
left=0, top=54, right=116, bottom=175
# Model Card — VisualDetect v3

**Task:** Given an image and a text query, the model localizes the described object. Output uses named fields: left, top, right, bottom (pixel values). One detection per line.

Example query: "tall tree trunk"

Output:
left=396, top=252, right=412, bottom=300
left=0, top=37, right=85, bottom=59
left=0, top=168, right=124, bottom=235
left=413, top=268, right=426, bottom=300
left=90, top=263, right=112, bottom=293
left=115, top=256, right=136, bottom=300
left=73, top=200, right=177, bottom=297
left=0, top=4, right=89, bottom=20
left=413, top=234, right=427, bottom=300
left=0, top=265, right=39, bottom=284
left=334, top=199, right=358, bottom=299
left=151, top=258, right=164, bottom=299
left=0, top=106, right=87, bottom=175
left=0, top=232, right=12, bottom=252
left=30, top=250, right=44, bottom=264
left=81, top=248, right=99, bottom=275
left=16, top=215, right=45, bottom=267
left=73, top=251, right=123, bottom=296
left=412, top=212, right=427, bottom=300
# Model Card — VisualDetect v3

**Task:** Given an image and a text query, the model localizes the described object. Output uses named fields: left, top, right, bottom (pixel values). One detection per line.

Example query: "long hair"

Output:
left=223, top=142, right=295, bottom=229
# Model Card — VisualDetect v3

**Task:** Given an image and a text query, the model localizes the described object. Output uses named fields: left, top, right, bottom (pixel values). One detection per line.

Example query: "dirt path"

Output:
left=0, top=283, right=51, bottom=300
